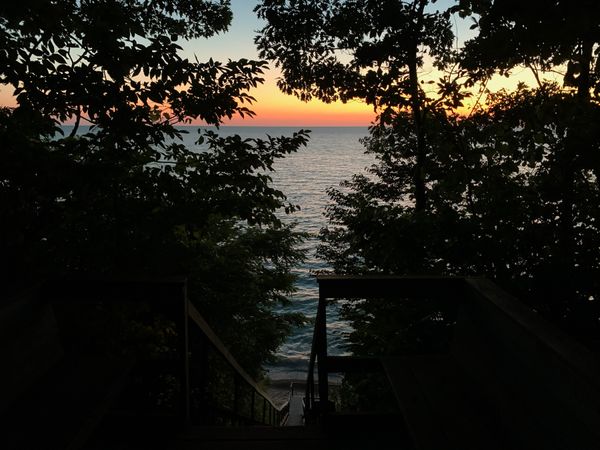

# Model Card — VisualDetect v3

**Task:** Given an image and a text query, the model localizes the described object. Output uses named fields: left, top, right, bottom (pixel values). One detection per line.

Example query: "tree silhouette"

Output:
left=0, top=0, right=308, bottom=374
left=456, top=0, right=600, bottom=98
left=258, top=0, right=600, bottom=348
left=256, top=0, right=466, bottom=212
left=456, top=0, right=600, bottom=333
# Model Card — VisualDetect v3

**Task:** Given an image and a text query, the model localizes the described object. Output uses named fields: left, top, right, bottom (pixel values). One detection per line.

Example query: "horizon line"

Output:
left=60, top=123, right=372, bottom=128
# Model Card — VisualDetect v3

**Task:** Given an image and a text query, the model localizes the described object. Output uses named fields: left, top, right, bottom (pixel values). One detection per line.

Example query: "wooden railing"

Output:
left=41, top=278, right=287, bottom=427
left=304, top=274, right=600, bottom=434
left=304, top=275, right=462, bottom=417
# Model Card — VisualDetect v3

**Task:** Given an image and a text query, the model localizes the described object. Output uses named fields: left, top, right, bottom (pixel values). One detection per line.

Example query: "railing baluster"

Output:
left=233, top=374, right=240, bottom=425
left=186, top=302, right=286, bottom=426
left=42, top=278, right=290, bottom=428
left=197, top=334, right=208, bottom=424
left=179, top=288, right=191, bottom=427
left=316, top=291, right=328, bottom=412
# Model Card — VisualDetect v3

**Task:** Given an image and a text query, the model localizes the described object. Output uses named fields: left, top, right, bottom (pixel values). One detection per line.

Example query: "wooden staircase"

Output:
left=169, top=382, right=408, bottom=449
left=308, top=276, right=600, bottom=450
left=0, top=279, right=312, bottom=450
left=171, top=424, right=403, bottom=450
left=2, top=355, right=133, bottom=450
left=5, top=276, right=597, bottom=449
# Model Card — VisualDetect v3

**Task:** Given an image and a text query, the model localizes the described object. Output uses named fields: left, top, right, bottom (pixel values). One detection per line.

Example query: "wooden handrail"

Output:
left=466, top=278, right=600, bottom=386
left=187, top=302, right=282, bottom=413
left=305, top=274, right=600, bottom=425
left=305, top=275, right=464, bottom=419
left=38, top=277, right=287, bottom=426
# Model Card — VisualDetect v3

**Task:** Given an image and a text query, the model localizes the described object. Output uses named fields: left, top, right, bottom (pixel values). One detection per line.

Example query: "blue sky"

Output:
left=181, top=0, right=473, bottom=63
left=181, top=0, right=263, bottom=62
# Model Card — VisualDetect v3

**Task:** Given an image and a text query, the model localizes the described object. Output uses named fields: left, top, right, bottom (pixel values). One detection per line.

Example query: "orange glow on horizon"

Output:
left=217, top=80, right=376, bottom=126
left=0, top=76, right=376, bottom=127
left=220, top=101, right=376, bottom=127
left=0, top=89, right=16, bottom=108
left=221, top=108, right=375, bottom=126
left=0, top=66, right=563, bottom=126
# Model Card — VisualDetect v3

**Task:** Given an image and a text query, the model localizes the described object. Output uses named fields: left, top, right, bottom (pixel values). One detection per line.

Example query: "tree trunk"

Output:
left=557, top=38, right=594, bottom=310
left=408, top=1, right=427, bottom=212
left=408, top=51, right=426, bottom=212
left=577, top=39, right=593, bottom=100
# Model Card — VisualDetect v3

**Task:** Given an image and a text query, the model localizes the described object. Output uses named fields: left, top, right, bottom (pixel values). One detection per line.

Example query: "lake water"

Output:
left=61, top=125, right=373, bottom=381
left=194, top=126, right=373, bottom=381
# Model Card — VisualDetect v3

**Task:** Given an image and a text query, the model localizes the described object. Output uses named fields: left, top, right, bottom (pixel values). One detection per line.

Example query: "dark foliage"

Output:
left=257, top=0, right=600, bottom=355
left=256, top=0, right=465, bottom=212
left=456, top=0, right=600, bottom=98
left=0, top=0, right=308, bottom=376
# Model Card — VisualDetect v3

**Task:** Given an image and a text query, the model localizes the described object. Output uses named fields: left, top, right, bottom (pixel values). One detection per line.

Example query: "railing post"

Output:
left=262, top=397, right=266, bottom=424
left=305, top=305, right=320, bottom=412
left=192, top=331, right=209, bottom=424
left=316, top=291, right=329, bottom=411
left=305, top=366, right=313, bottom=412
left=233, top=374, right=240, bottom=425
left=179, top=283, right=191, bottom=427
left=250, top=390, right=255, bottom=422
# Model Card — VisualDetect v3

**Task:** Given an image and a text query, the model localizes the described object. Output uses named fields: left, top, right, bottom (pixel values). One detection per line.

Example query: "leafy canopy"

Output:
left=255, top=0, right=458, bottom=109
left=456, top=0, right=600, bottom=97
left=0, top=0, right=308, bottom=375
left=258, top=0, right=600, bottom=353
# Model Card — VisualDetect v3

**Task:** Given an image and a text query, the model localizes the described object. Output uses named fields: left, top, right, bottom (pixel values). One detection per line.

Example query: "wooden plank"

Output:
left=326, top=356, right=382, bottom=373
left=462, top=278, right=600, bottom=447
left=381, top=356, right=446, bottom=450
left=383, top=355, right=520, bottom=450
left=175, top=425, right=404, bottom=449
left=466, top=278, right=600, bottom=385
left=416, top=355, right=509, bottom=450
left=450, top=296, right=582, bottom=450
left=285, top=395, right=304, bottom=426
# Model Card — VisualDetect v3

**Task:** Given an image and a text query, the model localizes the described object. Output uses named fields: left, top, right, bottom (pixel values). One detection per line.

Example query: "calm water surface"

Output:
left=197, top=126, right=372, bottom=380
left=61, top=125, right=373, bottom=381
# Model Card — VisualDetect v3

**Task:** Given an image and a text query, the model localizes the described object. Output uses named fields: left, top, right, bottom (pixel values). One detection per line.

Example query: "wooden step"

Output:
left=0, top=293, right=64, bottom=413
left=1, top=355, right=133, bottom=450
left=172, top=424, right=408, bottom=450
left=285, top=394, right=304, bottom=426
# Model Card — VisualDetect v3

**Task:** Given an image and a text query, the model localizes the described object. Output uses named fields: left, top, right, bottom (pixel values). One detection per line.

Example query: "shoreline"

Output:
left=265, top=378, right=343, bottom=408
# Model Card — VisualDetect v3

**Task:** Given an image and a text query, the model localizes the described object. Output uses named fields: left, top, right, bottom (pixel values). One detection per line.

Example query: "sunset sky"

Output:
left=0, top=0, right=559, bottom=126
left=182, top=0, right=376, bottom=126
left=183, top=0, right=554, bottom=125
